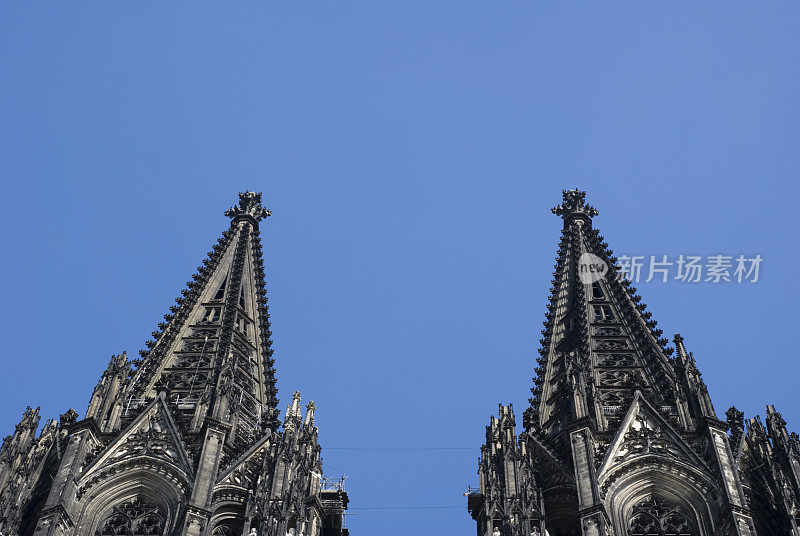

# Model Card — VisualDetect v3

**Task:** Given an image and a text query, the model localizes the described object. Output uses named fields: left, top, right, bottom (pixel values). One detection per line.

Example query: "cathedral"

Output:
left=2, top=189, right=798, bottom=536
left=467, top=190, right=800, bottom=536
left=0, top=192, right=349, bottom=536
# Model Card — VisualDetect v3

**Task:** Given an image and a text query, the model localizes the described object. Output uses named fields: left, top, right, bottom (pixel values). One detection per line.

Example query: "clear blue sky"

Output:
left=1, top=3, right=798, bottom=535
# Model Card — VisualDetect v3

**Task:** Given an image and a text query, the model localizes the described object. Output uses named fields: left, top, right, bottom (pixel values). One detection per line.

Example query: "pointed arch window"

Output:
left=234, top=315, right=249, bottom=338
left=202, top=307, right=222, bottom=323
left=213, top=277, right=228, bottom=301
left=628, top=496, right=695, bottom=536
left=593, top=304, right=615, bottom=322
left=96, top=496, right=165, bottom=536
left=592, top=281, right=605, bottom=299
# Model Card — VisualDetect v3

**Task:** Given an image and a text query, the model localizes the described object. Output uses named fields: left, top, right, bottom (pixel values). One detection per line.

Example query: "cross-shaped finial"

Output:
left=225, top=191, right=272, bottom=222
left=551, top=189, right=598, bottom=221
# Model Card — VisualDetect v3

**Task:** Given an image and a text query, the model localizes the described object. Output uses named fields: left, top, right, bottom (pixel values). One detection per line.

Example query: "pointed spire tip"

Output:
left=551, top=189, right=598, bottom=222
left=226, top=191, right=272, bottom=222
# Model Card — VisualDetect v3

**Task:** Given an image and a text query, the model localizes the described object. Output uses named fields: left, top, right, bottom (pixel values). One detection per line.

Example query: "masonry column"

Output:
left=570, top=427, right=609, bottom=536
left=705, top=421, right=757, bottom=536
left=183, top=420, right=229, bottom=536
left=33, top=415, right=96, bottom=536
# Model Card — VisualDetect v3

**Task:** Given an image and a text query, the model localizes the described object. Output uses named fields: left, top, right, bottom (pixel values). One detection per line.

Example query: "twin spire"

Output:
left=116, top=188, right=675, bottom=455
left=284, top=391, right=316, bottom=429
left=531, top=188, right=683, bottom=438
left=117, top=191, right=281, bottom=450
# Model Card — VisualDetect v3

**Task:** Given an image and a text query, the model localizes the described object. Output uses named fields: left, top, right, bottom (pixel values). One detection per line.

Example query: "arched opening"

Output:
left=490, top=516, right=503, bottom=536
left=210, top=502, right=246, bottom=536
left=603, top=465, right=717, bottom=536
left=19, top=449, right=59, bottom=536
left=211, top=524, right=241, bottom=536
left=75, top=468, right=187, bottom=536
left=542, top=487, right=580, bottom=536
left=628, top=496, right=696, bottom=536
left=245, top=516, right=260, bottom=536
left=529, top=513, right=549, bottom=536
left=95, top=496, right=166, bottom=536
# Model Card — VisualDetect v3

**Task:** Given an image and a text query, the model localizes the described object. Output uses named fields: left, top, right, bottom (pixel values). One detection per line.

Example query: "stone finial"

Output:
left=727, top=408, right=747, bottom=451
left=291, top=391, right=302, bottom=415
left=59, top=409, right=78, bottom=427
left=105, top=351, right=128, bottom=375
left=304, top=401, right=316, bottom=428
left=551, top=189, right=598, bottom=222
left=285, top=391, right=303, bottom=422
left=767, top=405, right=787, bottom=429
left=17, top=407, right=41, bottom=432
left=225, top=191, right=272, bottom=222
left=726, top=406, right=745, bottom=428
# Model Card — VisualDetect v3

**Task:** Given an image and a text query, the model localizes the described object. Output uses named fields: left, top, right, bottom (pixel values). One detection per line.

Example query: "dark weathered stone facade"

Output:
left=0, top=192, right=348, bottom=536
left=468, top=190, right=800, bottom=536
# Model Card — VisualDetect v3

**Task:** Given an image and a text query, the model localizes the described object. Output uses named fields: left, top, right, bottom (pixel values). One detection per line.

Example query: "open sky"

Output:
left=1, top=3, right=799, bottom=535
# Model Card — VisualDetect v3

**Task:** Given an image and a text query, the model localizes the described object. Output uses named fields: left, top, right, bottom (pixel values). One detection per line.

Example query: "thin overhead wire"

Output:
left=325, top=447, right=475, bottom=451
left=352, top=506, right=464, bottom=510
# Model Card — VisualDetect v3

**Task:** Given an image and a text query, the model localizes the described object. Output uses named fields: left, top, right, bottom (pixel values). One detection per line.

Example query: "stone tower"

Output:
left=468, top=190, right=800, bottom=535
left=0, top=192, right=349, bottom=536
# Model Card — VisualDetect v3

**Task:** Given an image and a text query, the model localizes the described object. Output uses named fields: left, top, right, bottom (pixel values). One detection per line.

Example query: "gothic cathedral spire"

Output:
left=125, top=191, right=280, bottom=443
left=0, top=192, right=349, bottom=536
left=532, top=188, right=680, bottom=440
left=467, top=190, right=793, bottom=536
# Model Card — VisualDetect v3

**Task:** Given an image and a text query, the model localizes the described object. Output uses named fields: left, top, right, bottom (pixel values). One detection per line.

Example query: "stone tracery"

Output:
left=96, top=496, right=165, bottom=536
left=628, top=496, right=695, bottom=536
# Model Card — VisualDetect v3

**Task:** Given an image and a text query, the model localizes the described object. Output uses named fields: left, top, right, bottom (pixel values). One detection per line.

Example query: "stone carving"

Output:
left=600, top=390, right=628, bottom=406
left=0, top=193, right=349, bottom=536
left=628, top=496, right=694, bottom=536
left=596, top=353, right=636, bottom=367
left=181, top=340, right=214, bottom=353
left=599, top=371, right=634, bottom=388
left=595, top=339, right=629, bottom=351
left=226, top=191, right=272, bottom=222
left=114, top=427, right=179, bottom=464
left=171, top=354, right=212, bottom=369
left=551, top=189, right=599, bottom=220
left=470, top=191, right=779, bottom=536
left=594, top=326, right=623, bottom=337
left=614, top=411, right=681, bottom=463
left=96, top=496, right=165, bottom=536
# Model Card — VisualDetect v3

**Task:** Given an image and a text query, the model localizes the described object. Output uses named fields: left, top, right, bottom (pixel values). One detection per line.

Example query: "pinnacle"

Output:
left=225, top=191, right=272, bottom=222
left=551, top=188, right=598, bottom=222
